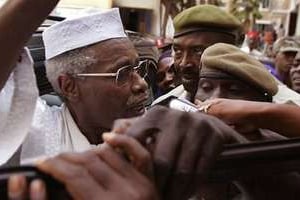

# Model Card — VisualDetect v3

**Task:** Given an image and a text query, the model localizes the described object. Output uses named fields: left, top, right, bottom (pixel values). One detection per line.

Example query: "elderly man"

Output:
left=0, top=2, right=249, bottom=200
left=21, top=9, right=149, bottom=162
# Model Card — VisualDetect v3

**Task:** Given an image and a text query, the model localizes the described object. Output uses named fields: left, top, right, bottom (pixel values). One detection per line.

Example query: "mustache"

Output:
left=126, top=92, right=149, bottom=107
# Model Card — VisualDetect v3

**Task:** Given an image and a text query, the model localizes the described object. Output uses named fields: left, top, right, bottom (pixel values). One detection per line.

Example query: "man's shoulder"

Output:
left=21, top=98, right=64, bottom=163
left=152, top=85, right=186, bottom=106
left=273, top=84, right=300, bottom=106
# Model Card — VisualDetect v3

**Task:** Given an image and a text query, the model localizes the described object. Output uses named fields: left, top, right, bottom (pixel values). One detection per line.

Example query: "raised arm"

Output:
left=195, top=98, right=300, bottom=138
left=0, top=0, right=59, bottom=89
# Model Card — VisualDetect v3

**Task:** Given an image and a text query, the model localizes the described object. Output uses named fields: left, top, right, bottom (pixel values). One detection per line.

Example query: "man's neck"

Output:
left=76, top=125, right=108, bottom=145
left=66, top=104, right=109, bottom=145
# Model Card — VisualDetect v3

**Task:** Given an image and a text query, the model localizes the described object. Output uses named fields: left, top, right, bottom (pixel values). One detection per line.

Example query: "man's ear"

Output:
left=58, top=75, right=80, bottom=101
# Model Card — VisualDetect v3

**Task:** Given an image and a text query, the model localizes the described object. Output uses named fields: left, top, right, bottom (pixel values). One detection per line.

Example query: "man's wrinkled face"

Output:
left=195, top=68, right=270, bottom=102
left=290, top=56, right=300, bottom=93
left=156, top=57, right=178, bottom=93
left=75, top=39, right=149, bottom=129
left=173, top=31, right=236, bottom=95
left=275, top=51, right=297, bottom=74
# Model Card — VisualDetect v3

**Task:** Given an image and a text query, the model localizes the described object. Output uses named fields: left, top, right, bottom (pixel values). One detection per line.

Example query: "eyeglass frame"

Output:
left=75, top=59, right=149, bottom=86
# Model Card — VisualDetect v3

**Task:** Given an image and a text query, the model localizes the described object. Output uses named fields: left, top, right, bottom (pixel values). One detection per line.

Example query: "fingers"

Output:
left=153, top=110, right=189, bottom=193
left=125, top=106, right=169, bottom=143
left=8, top=175, right=27, bottom=200
left=102, top=133, right=153, bottom=178
left=196, top=128, right=224, bottom=177
left=95, top=143, right=136, bottom=178
left=29, top=179, right=46, bottom=200
left=112, top=118, right=138, bottom=134
left=55, top=151, right=121, bottom=189
left=36, top=155, right=104, bottom=200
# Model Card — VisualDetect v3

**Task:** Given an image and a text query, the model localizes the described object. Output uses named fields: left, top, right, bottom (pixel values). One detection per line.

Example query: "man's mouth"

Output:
left=181, top=67, right=199, bottom=82
left=130, top=105, right=146, bottom=115
left=292, top=76, right=300, bottom=84
left=126, top=96, right=148, bottom=116
left=181, top=74, right=199, bottom=85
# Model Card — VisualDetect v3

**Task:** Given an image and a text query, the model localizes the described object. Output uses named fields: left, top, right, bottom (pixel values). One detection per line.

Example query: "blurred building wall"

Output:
left=113, top=0, right=161, bottom=35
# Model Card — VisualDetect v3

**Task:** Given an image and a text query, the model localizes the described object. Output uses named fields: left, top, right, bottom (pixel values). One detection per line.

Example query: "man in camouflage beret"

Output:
left=273, top=36, right=300, bottom=86
left=152, top=4, right=243, bottom=105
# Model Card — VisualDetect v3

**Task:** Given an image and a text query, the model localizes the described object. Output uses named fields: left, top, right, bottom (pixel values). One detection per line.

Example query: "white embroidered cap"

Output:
left=43, top=8, right=127, bottom=60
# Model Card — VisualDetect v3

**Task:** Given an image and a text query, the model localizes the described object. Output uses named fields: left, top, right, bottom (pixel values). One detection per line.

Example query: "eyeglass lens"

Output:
left=116, top=60, right=149, bottom=85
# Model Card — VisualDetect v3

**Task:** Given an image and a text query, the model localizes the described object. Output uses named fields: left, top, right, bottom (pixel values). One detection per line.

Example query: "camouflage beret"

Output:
left=173, top=5, right=241, bottom=38
left=273, top=36, right=300, bottom=54
left=201, top=43, right=278, bottom=96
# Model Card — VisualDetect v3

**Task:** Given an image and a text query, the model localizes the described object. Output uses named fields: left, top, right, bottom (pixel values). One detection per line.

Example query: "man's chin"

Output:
left=125, top=107, right=146, bottom=118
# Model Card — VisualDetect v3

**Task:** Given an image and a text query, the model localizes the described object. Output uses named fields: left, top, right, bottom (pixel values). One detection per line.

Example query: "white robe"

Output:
left=21, top=100, right=95, bottom=164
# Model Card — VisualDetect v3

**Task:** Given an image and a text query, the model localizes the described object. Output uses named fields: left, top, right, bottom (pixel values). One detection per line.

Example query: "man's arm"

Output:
left=0, top=0, right=59, bottom=89
left=195, top=98, right=300, bottom=138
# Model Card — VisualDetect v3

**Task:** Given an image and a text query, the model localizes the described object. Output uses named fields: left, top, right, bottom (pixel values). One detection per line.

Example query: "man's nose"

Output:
left=178, top=52, right=194, bottom=69
left=131, top=73, right=148, bottom=94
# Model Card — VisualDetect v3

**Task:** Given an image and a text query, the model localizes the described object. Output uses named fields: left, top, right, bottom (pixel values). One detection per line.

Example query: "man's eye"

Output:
left=173, top=48, right=182, bottom=58
left=193, top=47, right=204, bottom=55
left=199, top=82, right=213, bottom=92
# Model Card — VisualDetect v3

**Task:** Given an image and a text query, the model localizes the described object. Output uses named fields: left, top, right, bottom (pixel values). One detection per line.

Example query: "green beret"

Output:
left=201, top=43, right=278, bottom=96
left=174, top=5, right=241, bottom=38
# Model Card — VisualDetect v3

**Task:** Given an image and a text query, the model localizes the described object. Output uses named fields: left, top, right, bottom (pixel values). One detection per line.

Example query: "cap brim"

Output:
left=280, top=47, right=300, bottom=52
left=174, top=27, right=236, bottom=38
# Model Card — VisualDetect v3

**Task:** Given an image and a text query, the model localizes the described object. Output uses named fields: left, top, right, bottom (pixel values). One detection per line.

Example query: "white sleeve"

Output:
left=0, top=48, right=38, bottom=165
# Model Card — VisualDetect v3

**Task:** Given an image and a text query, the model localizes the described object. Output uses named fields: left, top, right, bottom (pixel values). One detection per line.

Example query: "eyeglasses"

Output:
left=75, top=60, right=149, bottom=86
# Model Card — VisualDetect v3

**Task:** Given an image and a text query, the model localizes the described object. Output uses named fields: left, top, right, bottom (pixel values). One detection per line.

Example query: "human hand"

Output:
left=195, top=98, right=264, bottom=134
left=35, top=142, right=158, bottom=200
left=8, top=175, right=47, bottom=200
left=113, top=106, right=247, bottom=200
left=8, top=137, right=158, bottom=200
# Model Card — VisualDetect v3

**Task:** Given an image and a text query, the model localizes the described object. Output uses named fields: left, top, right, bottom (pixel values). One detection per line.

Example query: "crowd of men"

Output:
left=2, top=0, right=300, bottom=199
